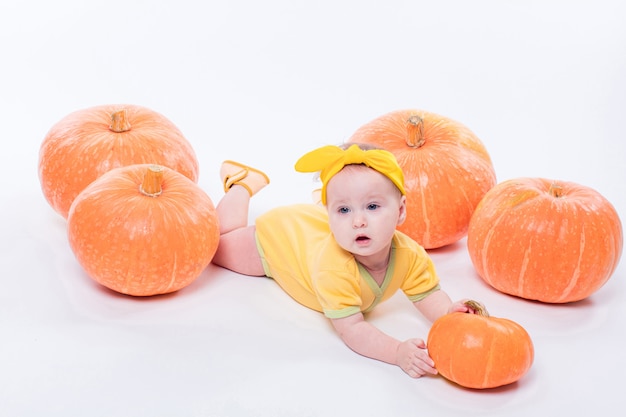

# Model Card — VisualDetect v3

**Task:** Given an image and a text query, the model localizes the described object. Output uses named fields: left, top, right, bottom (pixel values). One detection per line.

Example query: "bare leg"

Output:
left=213, top=185, right=265, bottom=276
left=216, top=185, right=251, bottom=234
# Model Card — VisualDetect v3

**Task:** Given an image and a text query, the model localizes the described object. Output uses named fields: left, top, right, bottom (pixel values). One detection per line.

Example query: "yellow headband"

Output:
left=294, top=144, right=406, bottom=204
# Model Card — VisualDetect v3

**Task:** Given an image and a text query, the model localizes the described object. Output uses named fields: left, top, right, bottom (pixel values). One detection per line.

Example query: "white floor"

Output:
left=2, top=1, right=625, bottom=416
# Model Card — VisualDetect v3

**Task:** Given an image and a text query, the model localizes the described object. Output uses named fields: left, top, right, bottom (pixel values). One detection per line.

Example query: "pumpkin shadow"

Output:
left=83, top=262, right=221, bottom=301
left=424, top=239, right=465, bottom=255
left=96, top=284, right=181, bottom=302
left=516, top=295, right=594, bottom=308
left=177, top=262, right=226, bottom=294
left=489, top=289, right=611, bottom=338
left=104, top=262, right=226, bottom=301
left=443, top=377, right=522, bottom=394
left=59, top=259, right=228, bottom=324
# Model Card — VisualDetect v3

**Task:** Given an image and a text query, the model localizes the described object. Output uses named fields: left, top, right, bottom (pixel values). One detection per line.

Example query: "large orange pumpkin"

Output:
left=67, top=164, right=219, bottom=296
left=348, top=110, right=496, bottom=249
left=39, top=104, right=199, bottom=219
left=467, top=178, right=623, bottom=303
left=427, top=301, right=534, bottom=389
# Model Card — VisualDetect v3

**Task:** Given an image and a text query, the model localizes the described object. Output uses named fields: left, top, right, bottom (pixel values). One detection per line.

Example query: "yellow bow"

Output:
left=294, top=144, right=405, bottom=204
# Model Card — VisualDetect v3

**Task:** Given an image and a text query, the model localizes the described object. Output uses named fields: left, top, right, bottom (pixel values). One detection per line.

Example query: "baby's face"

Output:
left=325, top=165, right=406, bottom=260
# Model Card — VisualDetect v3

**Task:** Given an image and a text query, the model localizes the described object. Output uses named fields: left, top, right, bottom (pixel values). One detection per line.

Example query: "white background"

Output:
left=1, top=1, right=625, bottom=416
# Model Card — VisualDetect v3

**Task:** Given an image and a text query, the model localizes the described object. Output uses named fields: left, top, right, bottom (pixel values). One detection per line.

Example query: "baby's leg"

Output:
left=216, top=185, right=251, bottom=234
left=213, top=184, right=265, bottom=276
left=212, top=225, right=265, bottom=276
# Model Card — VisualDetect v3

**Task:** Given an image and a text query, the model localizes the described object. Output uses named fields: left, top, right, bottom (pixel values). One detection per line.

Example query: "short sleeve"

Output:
left=395, top=236, right=441, bottom=301
left=313, top=260, right=363, bottom=319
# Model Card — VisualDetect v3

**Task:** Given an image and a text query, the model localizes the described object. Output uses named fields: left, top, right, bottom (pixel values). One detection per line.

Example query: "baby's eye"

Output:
left=367, top=203, right=379, bottom=210
left=338, top=207, right=350, bottom=214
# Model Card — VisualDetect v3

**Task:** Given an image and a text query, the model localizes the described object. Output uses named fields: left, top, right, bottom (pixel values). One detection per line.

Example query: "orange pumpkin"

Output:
left=39, top=104, right=199, bottom=219
left=467, top=178, right=623, bottom=303
left=67, top=164, right=219, bottom=296
left=427, top=301, right=534, bottom=389
left=348, top=110, right=496, bottom=249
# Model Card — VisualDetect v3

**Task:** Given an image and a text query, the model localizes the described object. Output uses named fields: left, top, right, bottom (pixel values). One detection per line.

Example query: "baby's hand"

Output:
left=395, top=338, right=438, bottom=378
left=449, top=299, right=487, bottom=315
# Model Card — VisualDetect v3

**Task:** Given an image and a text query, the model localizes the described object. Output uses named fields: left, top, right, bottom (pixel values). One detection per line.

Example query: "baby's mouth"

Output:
left=356, top=235, right=370, bottom=243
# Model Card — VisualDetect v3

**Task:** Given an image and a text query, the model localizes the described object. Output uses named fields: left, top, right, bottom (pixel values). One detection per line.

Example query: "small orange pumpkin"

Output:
left=467, top=178, right=623, bottom=303
left=348, top=110, right=496, bottom=249
left=67, top=164, right=219, bottom=296
left=427, top=301, right=534, bottom=389
left=39, top=104, right=199, bottom=219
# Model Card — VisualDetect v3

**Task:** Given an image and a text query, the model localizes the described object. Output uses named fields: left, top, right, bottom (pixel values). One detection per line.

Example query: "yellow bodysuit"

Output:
left=255, top=204, right=441, bottom=319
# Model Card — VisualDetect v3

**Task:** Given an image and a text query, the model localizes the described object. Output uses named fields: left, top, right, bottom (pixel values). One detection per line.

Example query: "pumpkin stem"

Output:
left=549, top=182, right=564, bottom=198
left=109, top=109, right=132, bottom=133
left=406, top=114, right=425, bottom=148
left=140, top=165, right=164, bottom=197
left=464, top=300, right=489, bottom=317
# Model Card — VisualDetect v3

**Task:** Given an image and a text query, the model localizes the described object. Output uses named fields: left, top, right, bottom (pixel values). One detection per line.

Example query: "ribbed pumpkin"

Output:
left=467, top=177, right=623, bottom=303
left=67, top=164, right=219, bottom=296
left=427, top=301, right=534, bottom=389
left=39, top=104, right=199, bottom=219
left=348, top=110, right=496, bottom=249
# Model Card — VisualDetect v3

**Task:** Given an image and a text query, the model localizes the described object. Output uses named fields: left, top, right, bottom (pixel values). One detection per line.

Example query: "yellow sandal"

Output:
left=220, top=160, right=270, bottom=196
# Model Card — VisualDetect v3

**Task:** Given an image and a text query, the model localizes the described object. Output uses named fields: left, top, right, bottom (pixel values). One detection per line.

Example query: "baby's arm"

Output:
left=330, top=291, right=481, bottom=378
left=331, top=313, right=437, bottom=378
left=413, top=289, right=478, bottom=322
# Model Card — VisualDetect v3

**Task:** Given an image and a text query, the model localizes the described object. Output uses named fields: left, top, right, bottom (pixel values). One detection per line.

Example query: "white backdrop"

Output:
left=1, top=1, right=625, bottom=416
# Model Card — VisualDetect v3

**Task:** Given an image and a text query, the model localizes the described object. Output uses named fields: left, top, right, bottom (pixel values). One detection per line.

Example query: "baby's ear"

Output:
left=397, top=196, right=407, bottom=225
